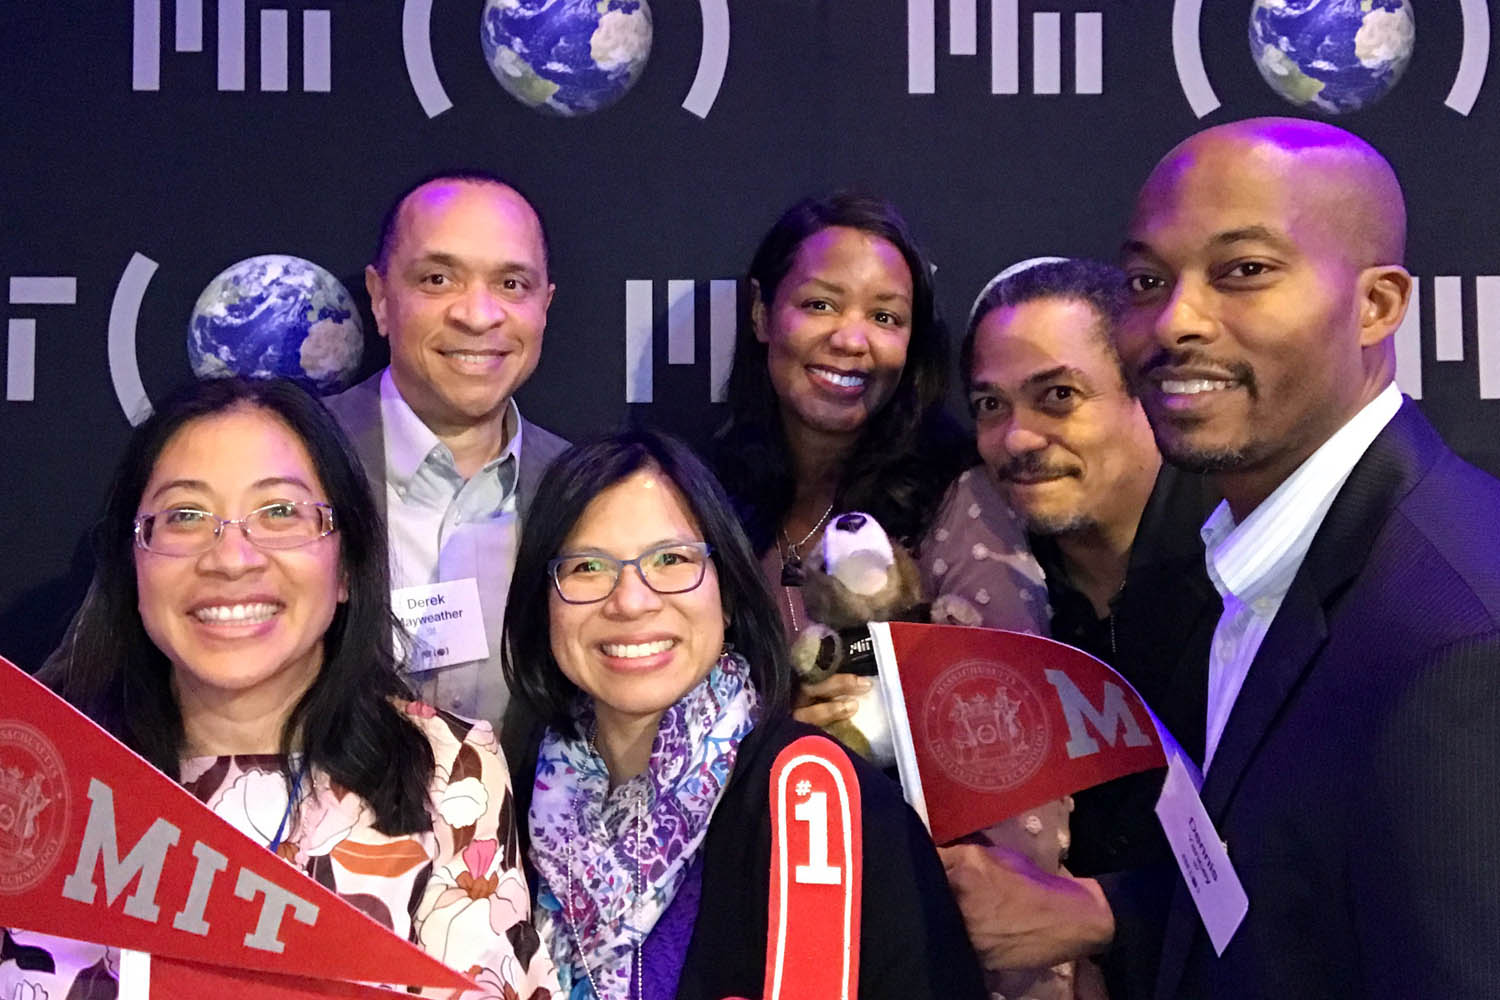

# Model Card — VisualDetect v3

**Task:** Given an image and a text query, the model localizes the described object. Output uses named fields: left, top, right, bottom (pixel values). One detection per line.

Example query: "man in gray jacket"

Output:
left=324, top=170, right=568, bottom=764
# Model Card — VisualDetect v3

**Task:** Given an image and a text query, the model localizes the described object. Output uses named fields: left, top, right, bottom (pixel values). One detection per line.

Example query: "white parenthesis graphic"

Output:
left=1446, top=0, right=1491, bottom=115
left=1172, top=0, right=1219, bottom=118
left=682, top=0, right=729, bottom=119
left=108, top=253, right=157, bottom=426
left=771, top=755, right=855, bottom=1000
left=403, top=0, right=453, bottom=118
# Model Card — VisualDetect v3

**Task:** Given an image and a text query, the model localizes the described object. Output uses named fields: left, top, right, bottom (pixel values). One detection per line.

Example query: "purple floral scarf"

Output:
left=530, top=652, right=758, bottom=1000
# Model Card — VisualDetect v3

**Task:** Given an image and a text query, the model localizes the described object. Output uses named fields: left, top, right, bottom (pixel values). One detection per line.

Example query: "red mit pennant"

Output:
left=761, top=735, right=862, bottom=1000
left=0, top=656, right=474, bottom=994
left=870, top=622, right=1173, bottom=845
left=144, top=954, right=421, bottom=998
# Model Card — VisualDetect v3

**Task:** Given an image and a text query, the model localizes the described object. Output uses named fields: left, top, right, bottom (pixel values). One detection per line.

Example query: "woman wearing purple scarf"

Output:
left=501, top=429, right=984, bottom=1000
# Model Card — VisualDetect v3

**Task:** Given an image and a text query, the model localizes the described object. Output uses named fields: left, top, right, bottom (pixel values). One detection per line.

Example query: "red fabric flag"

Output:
left=0, top=656, right=473, bottom=992
left=871, top=623, right=1172, bottom=844
left=145, top=953, right=423, bottom=999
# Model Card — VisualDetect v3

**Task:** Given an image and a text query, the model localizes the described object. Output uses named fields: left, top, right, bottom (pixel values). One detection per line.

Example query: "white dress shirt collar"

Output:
left=378, top=368, right=522, bottom=489
left=1201, top=382, right=1403, bottom=610
left=1197, top=383, right=1403, bottom=773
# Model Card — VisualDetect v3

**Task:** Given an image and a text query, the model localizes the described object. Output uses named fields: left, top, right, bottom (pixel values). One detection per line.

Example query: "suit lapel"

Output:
left=333, top=381, right=567, bottom=525
left=1130, top=466, right=1220, bottom=763
left=1199, top=579, right=1329, bottom=818
left=1170, top=573, right=1219, bottom=765
left=515, top=415, right=544, bottom=516
left=514, top=416, right=572, bottom=520
left=1150, top=585, right=1332, bottom=1000
left=1153, top=400, right=1440, bottom=999
left=327, top=372, right=388, bottom=521
left=1200, top=402, right=1438, bottom=820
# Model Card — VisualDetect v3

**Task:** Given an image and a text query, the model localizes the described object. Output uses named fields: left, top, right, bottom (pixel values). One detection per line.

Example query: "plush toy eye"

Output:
left=835, top=513, right=867, bottom=532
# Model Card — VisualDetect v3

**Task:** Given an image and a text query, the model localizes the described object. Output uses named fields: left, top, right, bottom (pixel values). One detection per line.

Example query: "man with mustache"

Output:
left=940, top=258, right=1218, bottom=997
left=958, top=259, right=1218, bottom=870
left=325, top=170, right=567, bottom=766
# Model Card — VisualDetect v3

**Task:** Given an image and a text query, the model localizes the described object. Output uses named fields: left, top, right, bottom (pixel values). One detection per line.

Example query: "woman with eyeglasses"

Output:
left=501, top=429, right=984, bottom=1000
left=28, top=376, right=557, bottom=999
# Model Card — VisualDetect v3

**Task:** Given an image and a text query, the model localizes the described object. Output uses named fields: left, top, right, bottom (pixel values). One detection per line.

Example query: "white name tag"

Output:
left=391, top=579, right=489, bottom=672
left=1155, top=752, right=1249, bottom=955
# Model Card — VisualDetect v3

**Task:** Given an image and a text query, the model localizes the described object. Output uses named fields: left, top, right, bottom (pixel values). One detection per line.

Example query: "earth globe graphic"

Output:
left=1250, top=0, right=1415, bottom=115
left=481, top=0, right=652, bottom=116
left=188, top=255, right=363, bottom=396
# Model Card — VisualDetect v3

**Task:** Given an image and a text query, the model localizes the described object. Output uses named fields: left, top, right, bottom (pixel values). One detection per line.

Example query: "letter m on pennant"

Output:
left=60, top=778, right=182, bottom=921
left=1044, top=669, right=1152, bottom=759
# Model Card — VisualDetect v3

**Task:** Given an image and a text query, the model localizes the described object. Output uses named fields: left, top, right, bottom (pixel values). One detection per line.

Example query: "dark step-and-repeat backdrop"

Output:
left=2, top=1, right=1494, bottom=667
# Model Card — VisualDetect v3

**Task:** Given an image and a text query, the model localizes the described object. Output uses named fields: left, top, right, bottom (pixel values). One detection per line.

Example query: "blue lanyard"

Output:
left=267, top=766, right=305, bottom=855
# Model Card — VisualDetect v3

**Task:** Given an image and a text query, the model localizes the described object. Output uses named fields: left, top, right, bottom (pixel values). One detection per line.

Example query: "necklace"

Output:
left=777, top=500, right=835, bottom=587
left=561, top=729, right=646, bottom=1000
left=1106, top=579, right=1126, bottom=658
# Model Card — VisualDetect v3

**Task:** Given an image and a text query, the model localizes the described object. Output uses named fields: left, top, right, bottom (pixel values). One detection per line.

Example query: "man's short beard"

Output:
left=1160, top=441, right=1255, bottom=475
left=1149, top=418, right=1260, bottom=475
left=1019, top=508, right=1100, bottom=538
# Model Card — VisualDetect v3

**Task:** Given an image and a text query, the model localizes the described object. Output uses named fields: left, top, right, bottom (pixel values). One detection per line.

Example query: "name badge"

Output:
left=1154, top=752, right=1249, bottom=955
left=391, top=579, right=489, bottom=672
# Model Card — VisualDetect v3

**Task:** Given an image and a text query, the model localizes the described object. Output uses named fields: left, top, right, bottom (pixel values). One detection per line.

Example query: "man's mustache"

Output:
left=998, top=452, right=1079, bottom=482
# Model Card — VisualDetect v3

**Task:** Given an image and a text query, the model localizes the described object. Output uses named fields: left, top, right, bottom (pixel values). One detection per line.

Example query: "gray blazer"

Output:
left=321, top=370, right=569, bottom=774
left=322, top=371, right=570, bottom=522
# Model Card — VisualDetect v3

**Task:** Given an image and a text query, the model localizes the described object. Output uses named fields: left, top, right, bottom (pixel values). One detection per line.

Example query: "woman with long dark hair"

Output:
left=25, top=376, right=556, bottom=999
left=502, top=428, right=984, bottom=1000
left=715, top=192, right=967, bottom=581
left=712, top=193, right=1042, bottom=728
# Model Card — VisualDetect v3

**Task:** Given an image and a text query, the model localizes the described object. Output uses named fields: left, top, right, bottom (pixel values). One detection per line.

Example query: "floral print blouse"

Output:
left=919, top=465, right=1050, bottom=634
left=0, top=703, right=557, bottom=1000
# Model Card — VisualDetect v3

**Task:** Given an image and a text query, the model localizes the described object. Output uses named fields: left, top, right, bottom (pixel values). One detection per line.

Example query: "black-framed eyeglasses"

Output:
left=548, top=541, right=714, bottom=604
left=134, top=501, right=337, bottom=556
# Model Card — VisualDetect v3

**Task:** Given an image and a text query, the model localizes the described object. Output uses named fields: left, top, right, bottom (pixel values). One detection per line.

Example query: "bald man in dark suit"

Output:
left=942, top=118, right=1500, bottom=999
left=1115, top=118, right=1500, bottom=998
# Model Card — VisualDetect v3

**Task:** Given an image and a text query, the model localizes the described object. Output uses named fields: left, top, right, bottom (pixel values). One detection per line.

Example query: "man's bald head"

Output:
left=373, top=169, right=550, bottom=277
left=1139, top=117, right=1406, bottom=268
left=1118, top=117, right=1414, bottom=515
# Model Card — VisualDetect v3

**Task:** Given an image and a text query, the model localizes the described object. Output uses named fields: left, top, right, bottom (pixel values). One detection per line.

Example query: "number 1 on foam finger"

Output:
left=794, top=791, right=842, bottom=885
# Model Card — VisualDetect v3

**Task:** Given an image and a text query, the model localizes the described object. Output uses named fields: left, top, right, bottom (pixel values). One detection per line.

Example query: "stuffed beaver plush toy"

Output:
left=790, top=511, right=1107, bottom=1000
left=788, top=511, right=982, bottom=766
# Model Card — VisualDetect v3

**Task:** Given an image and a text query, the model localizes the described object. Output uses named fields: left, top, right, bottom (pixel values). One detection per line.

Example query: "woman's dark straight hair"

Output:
left=40, top=376, right=435, bottom=835
left=501, top=429, right=791, bottom=739
left=713, top=191, right=972, bottom=555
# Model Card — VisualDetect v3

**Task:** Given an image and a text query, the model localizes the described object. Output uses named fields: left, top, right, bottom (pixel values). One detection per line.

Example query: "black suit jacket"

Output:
left=1039, top=466, right=1219, bottom=1000
left=1047, top=464, right=1220, bottom=877
left=1150, top=401, right=1500, bottom=998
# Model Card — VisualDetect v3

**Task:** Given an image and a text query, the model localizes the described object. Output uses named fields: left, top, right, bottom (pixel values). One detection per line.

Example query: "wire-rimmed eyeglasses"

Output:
left=133, top=501, right=337, bottom=556
left=548, top=541, right=714, bottom=604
